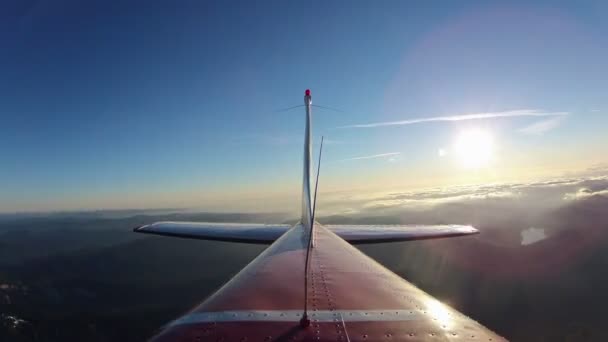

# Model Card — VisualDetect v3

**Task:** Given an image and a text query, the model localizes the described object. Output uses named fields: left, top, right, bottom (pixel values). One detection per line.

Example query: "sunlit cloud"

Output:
left=339, top=109, right=568, bottom=128
left=518, top=116, right=565, bottom=135
left=563, top=187, right=608, bottom=201
left=317, top=175, right=608, bottom=217
left=335, top=152, right=401, bottom=162
left=359, top=186, right=519, bottom=211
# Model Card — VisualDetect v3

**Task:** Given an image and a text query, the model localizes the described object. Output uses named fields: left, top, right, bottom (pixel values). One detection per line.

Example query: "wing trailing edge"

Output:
left=324, top=224, right=478, bottom=244
left=134, top=221, right=292, bottom=244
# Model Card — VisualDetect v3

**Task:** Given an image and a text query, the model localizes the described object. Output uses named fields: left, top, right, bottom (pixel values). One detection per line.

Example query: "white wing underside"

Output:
left=323, top=224, right=478, bottom=243
left=134, top=221, right=478, bottom=244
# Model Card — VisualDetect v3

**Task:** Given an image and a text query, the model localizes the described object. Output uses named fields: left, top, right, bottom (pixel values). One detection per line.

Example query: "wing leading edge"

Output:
left=134, top=221, right=293, bottom=244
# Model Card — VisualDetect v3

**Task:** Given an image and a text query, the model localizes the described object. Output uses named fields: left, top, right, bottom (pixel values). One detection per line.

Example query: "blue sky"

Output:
left=1, top=1, right=607, bottom=212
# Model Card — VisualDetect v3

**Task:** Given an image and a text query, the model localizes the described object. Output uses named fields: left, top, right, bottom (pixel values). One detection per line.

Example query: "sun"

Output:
left=454, top=128, right=494, bottom=169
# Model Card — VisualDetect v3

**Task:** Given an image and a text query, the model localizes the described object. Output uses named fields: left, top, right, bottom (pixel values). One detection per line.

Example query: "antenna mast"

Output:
left=300, top=136, right=324, bottom=327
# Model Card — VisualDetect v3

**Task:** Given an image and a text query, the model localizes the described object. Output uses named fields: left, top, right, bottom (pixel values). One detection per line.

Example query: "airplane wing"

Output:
left=134, top=222, right=477, bottom=245
left=325, top=224, right=478, bottom=244
left=133, top=221, right=292, bottom=244
left=146, top=224, right=506, bottom=342
left=134, top=222, right=479, bottom=244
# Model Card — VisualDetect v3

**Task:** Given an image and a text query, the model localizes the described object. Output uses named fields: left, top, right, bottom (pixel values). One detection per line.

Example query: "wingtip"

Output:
left=133, top=224, right=147, bottom=233
left=468, top=225, right=480, bottom=235
left=449, top=224, right=479, bottom=235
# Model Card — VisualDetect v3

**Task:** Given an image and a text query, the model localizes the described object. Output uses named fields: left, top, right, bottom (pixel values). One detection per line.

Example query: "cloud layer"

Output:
left=320, top=174, right=608, bottom=221
left=319, top=171, right=608, bottom=283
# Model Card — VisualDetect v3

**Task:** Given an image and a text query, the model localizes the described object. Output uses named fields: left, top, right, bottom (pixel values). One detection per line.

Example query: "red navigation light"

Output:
left=305, top=89, right=311, bottom=96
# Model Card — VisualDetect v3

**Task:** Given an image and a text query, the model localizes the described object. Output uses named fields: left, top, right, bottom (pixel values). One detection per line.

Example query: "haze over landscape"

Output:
left=1, top=1, right=607, bottom=341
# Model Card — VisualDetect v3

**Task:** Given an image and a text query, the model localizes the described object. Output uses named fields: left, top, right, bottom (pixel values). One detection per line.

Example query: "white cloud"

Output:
left=521, top=227, right=547, bottom=246
left=339, top=109, right=568, bottom=129
left=518, top=116, right=565, bottom=135
left=563, top=187, right=608, bottom=200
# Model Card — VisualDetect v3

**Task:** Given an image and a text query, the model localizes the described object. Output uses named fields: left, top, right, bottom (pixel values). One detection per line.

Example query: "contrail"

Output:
left=337, top=152, right=400, bottom=162
left=339, top=109, right=568, bottom=128
left=518, top=116, right=565, bottom=135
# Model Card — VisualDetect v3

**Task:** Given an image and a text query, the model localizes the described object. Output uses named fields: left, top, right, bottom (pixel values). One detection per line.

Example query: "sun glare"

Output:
left=454, top=128, right=494, bottom=169
left=425, top=299, right=453, bottom=329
